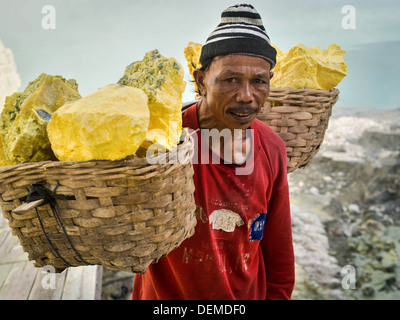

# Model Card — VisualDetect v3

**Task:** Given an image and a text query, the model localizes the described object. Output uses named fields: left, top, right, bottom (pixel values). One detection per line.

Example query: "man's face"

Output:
left=195, top=54, right=272, bottom=131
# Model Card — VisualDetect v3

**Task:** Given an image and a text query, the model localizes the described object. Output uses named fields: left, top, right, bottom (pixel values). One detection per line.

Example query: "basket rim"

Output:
left=266, top=87, right=340, bottom=108
left=269, top=87, right=340, bottom=94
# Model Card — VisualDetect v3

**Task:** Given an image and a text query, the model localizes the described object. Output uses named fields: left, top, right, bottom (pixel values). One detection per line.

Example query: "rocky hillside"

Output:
left=289, top=109, right=400, bottom=300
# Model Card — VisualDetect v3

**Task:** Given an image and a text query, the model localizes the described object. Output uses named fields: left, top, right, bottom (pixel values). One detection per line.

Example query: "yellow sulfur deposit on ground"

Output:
left=184, top=42, right=203, bottom=92
left=47, top=84, right=150, bottom=161
left=0, top=73, right=81, bottom=165
left=271, top=44, right=347, bottom=90
left=118, top=49, right=186, bottom=153
left=183, top=43, right=347, bottom=91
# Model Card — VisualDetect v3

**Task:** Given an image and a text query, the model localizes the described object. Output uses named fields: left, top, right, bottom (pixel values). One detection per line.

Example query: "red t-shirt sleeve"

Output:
left=260, top=139, right=295, bottom=300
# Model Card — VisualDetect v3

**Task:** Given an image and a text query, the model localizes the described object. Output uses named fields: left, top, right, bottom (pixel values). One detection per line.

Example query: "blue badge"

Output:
left=249, top=212, right=267, bottom=241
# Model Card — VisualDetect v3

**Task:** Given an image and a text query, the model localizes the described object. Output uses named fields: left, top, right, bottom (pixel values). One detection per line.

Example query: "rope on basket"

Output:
left=25, top=182, right=90, bottom=267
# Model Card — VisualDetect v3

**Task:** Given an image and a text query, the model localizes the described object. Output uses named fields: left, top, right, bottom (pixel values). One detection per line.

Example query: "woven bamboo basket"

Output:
left=0, top=129, right=196, bottom=274
left=258, top=87, right=340, bottom=173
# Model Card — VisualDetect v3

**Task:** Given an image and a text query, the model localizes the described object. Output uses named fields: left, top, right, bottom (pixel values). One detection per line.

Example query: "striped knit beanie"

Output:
left=199, top=4, right=277, bottom=69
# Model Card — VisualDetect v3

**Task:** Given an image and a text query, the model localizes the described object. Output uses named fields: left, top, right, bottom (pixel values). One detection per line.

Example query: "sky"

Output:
left=0, top=0, right=399, bottom=112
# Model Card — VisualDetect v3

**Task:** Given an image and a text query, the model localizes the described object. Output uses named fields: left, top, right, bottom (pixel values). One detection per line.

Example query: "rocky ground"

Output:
left=101, top=268, right=134, bottom=300
left=289, top=108, right=400, bottom=300
left=101, top=108, right=400, bottom=300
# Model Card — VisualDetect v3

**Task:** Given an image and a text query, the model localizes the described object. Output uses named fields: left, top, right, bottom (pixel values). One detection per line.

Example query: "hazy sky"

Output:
left=1, top=0, right=399, bottom=111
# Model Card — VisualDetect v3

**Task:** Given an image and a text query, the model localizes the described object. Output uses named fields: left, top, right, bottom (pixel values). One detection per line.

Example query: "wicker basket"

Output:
left=0, top=129, right=196, bottom=274
left=258, top=87, right=340, bottom=173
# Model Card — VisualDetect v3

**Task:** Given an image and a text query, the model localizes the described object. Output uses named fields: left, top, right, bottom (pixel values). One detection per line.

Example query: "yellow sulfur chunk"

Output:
left=184, top=43, right=347, bottom=91
left=271, top=43, right=347, bottom=90
left=118, top=50, right=186, bottom=152
left=184, top=42, right=203, bottom=92
left=0, top=140, right=12, bottom=166
left=272, top=44, right=283, bottom=57
left=47, top=84, right=150, bottom=161
left=0, top=73, right=81, bottom=164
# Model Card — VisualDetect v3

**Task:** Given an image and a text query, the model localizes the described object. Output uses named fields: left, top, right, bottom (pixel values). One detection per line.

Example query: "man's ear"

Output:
left=193, top=69, right=207, bottom=96
left=270, top=71, right=274, bottom=80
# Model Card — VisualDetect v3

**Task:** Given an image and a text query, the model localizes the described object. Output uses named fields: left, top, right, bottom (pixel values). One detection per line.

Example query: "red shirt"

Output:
left=132, top=103, right=295, bottom=300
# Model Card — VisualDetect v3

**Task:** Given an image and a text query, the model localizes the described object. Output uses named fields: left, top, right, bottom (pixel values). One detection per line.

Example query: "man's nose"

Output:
left=235, top=82, right=253, bottom=103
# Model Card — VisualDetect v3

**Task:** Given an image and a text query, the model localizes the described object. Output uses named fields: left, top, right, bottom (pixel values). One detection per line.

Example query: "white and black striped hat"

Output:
left=200, top=4, right=277, bottom=69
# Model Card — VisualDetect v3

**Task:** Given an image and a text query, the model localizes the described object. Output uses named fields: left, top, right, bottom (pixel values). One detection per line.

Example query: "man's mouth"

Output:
left=228, top=110, right=257, bottom=123
left=231, top=112, right=252, bottom=117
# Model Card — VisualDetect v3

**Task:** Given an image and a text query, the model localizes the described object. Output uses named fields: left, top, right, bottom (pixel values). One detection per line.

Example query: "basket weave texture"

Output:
left=0, top=130, right=196, bottom=274
left=258, top=87, right=340, bottom=173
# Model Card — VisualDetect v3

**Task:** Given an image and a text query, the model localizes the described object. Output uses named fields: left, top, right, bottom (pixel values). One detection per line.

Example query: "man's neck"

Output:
left=197, top=99, right=221, bottom=131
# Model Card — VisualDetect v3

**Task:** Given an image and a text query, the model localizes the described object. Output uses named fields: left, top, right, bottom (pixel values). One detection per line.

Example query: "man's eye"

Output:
left=254, top=79, right=267, bottom=84
left=224, top=78, right=238, bottom=83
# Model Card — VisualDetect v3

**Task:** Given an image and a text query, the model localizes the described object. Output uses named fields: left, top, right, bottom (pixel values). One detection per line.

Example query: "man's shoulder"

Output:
left=252, top=118, right=286, bottom=154
left=182, top=101, right=199, bottom=130
left=252, top=119, right=288, bottom=179
left=182, top=101, right=198, bottom=113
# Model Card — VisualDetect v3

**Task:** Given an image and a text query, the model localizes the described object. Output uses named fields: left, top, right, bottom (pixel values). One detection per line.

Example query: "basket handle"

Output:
left=12, top=182, right=90, bottom=268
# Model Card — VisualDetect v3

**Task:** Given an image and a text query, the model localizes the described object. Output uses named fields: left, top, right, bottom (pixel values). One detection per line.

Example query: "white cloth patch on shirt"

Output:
left=209, top=209, right=244, bottom=232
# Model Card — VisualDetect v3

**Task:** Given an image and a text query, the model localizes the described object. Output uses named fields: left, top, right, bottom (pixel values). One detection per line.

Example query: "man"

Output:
left=132, top=4, right=295, bottom=300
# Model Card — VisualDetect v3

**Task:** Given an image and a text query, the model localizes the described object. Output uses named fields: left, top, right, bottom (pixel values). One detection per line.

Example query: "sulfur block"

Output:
left=118, top=50, right=186, bottom=152
left=184, top=42, right=203, bottom=92
left=184, top=42, right=347, bottom=91
left=47, top=84, right=150, bottom=161
left=0, top=73, right=81, bottom=164
left=271, top=43, right=347, bottom=90
left=0, top=139, right=12, bottom=166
